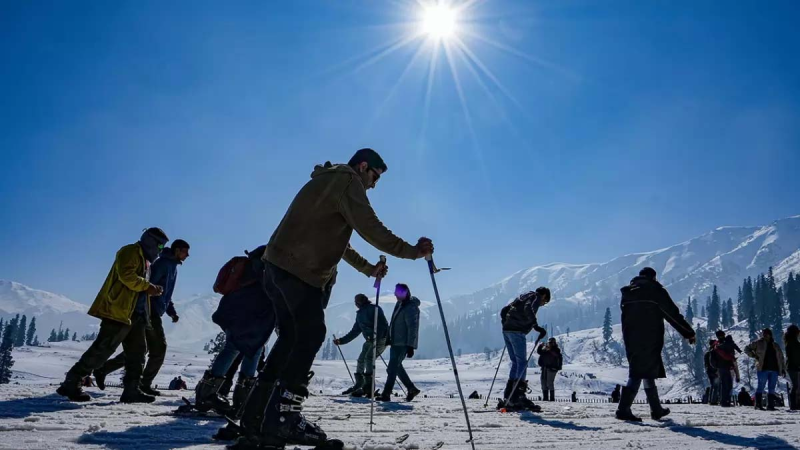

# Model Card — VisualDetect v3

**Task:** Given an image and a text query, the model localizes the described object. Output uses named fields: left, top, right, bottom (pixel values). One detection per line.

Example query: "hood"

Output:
left=407, top=296, right=421, bottom=307
left=621, top=275, right=661, bottom=294
left=311, top=161, right=358, bottom=179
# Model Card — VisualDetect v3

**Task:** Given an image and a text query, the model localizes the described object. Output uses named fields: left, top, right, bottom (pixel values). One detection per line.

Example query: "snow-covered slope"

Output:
left=165, top=293, right=222, bottom=349
left=0, top=280, right=95, bottom=341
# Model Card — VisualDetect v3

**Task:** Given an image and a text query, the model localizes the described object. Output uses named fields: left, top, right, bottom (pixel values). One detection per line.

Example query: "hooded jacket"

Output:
left=388, top=294, right=421, bottom=349
left=338, top=303, right=389, bottom=345
left=149, top=247, right=180, bottom=317
left=537, top=344, right=563, bottom=370
left=501, top=292, right=544, bottom=334
left=264, top=162, right=419, bottom=289
left=87, top=243, right=151, bottom=326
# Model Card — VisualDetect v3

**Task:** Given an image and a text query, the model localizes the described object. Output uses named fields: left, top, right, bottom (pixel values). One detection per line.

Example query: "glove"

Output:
left=170, top=314, right=179, bottom=323
left=534, top=326, right=547, bottom=341
left=333, top=339, right=341, bottom=346
left=406, top=347, right=415, bottom=358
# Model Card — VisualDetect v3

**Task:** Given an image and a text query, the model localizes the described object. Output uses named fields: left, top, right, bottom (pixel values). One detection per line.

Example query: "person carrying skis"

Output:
left=56, top=227, right=169, bottom=403
left=333, top=293, right=389, bottom=398
left=377, top=283, right=422, bottom=402
left=498, top=287, right=552, bottom=412
left=745, top=328, right=786, bottom=411
left=93, top=239, right=190, bottom=395
left=537, top=337, right=562, bottom=402
left=234, top=148, right=434, bottom=450
left=615, top=267, right=695, bottom=422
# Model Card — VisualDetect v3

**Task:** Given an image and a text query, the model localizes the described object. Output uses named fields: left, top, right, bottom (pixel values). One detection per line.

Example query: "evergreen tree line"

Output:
left=319, top=338, right=340, bottom=361
left=46, top=321, right=78, bottom=343
left=0, top=314, right=40, bottom=348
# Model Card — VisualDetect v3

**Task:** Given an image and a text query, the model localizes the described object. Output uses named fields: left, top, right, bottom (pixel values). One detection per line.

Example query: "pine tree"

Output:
left=14, top=315, right=27, bottom=347
left=788, top=272, right=800, bottom=326
left=691, top=327, right=707, bottom=384
left=31, top=335, right=39, bottom=346
left=766, top=268, right=783, bottom=346
left=48, top=329, right=57, bottom=343
left=726, top=298, right=736, bottom=325
left=686, top=301, right=694, bottom=326
left=63, top=328, right=70, bottom=342
left=748, top=306, right=758, bottom=341
left=708, top=286, right=721, bottom=331
left=0, top=318, right=4, bottom=338
left=737, top=286, right=743, bottom=320
left=25, top=317, right=36, bottom=346
left=701, top=306, right=706, bottom=317
left=692, top=298, right=699, bottom=318
left=72, top=332, right=77, bottom=342
left=0, top=318, right=16, bottom=384
left=206, top=332, right=226, bottom=355
left=741, top=277, right=755, bottom=322
left=602, top=307, right=613, bottom=347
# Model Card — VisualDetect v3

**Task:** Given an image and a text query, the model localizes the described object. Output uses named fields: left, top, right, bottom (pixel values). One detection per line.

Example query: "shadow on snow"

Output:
left=632, top=419, right=798, bottom=450
left=518, top=412, right=602, bottom=432
left=0, top=393, right=112, bottom=419
left=76, top=418, right=223, bottom=450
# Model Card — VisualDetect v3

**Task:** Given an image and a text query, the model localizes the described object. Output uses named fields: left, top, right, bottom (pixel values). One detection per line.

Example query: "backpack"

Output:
left=212, top=245, right=267, bottom=295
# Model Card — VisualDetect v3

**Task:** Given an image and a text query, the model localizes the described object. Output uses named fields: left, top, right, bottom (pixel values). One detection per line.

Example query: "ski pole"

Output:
left=502, top=334, right=545, bottom=410
left=370, top=255, right=387, bottom=432
left=484, top=346, right=506, bottom=407
left=380, top=354, right=407, bottom=397
left=426, top=255, right=475, bottom=450
left=332, top=334, right=354, bottom=384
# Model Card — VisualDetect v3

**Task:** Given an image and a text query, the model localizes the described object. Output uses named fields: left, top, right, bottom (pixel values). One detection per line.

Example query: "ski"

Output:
left=396, top=433, right=410, bottom=443
left=431, top=442, right=445, bottom=449
left=166, top=397, right=226, bottom=419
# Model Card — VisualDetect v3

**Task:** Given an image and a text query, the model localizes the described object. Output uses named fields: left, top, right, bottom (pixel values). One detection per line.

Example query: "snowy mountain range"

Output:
left=0, top=280, right=95, bottom=341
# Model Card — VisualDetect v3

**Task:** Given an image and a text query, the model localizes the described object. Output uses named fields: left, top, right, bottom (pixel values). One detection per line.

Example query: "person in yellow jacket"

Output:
left=56, top=228, right=168, bottom=403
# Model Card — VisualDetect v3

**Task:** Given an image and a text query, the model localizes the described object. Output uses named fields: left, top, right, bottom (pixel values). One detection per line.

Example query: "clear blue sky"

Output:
left=1, top=0, right=798, bottom=307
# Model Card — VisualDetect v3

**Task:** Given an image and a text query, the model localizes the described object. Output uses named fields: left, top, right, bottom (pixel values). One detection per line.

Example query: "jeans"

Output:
left=210, top=333, right=264, bottom=378
left=99, top=314, right=168, bottom=386
left=67, top=316, right=147, bottom=384
left=541, top=369, right=558, bottom=391
left=503, top=331, right=528, bottom=380
left=258, top=262, right=327, bottom=386
left=383, top=345, right=416, bottom=395
left=756, top=370, right=779, bottom=395
left=719, top=368, right=734, bottom=406
left=356, top=339, right=387, bottom=375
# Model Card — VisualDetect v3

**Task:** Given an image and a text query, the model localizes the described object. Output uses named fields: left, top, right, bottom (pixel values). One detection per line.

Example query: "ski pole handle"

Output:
left=373, top=255, right=387, bottom=288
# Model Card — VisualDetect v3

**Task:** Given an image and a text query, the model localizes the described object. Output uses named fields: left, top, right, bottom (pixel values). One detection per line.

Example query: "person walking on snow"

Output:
left=498, top=287, right=552, bottom=412
left=745, top=328, right=786, bottom=411
left=704, top=339, right=721, bottom=405
left=333, top=293, right=389, bottom=398
left=94, top=239, right=190, bottom=395
left=234, top=148, right=434, bottom=450
left=784, top=324, right=800, bottom=410
left=56, top=228, right=169, bottom=404
left=537, top=337, right=562, bottom=402
left=615, top=267, right=696, bottom=422
left=377, top=284, right=421, bottom=402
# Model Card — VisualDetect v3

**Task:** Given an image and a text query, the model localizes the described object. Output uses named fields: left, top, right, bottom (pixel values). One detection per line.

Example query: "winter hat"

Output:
left=639, top=267, right=657, bottom=279
left=140, top=227, right=169, bottom=263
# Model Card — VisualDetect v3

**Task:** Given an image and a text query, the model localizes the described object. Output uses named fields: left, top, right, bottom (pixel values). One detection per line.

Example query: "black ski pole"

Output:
left=332, top=334, right=354, bottom=384
left=426, top=255, right=475, bottom=449
left=379, top=355, right=407, bottom=397
left=370, top=255, right=387, bottom=432
left=484, top=346, right=506, bottom=408
left=502, top=334, right=545, bottom=410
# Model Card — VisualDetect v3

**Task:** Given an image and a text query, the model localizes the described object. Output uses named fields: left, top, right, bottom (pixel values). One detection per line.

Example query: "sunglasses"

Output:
left=368, top=167, right=381, bottom=184
left=157, top=243, right=165, bottom=250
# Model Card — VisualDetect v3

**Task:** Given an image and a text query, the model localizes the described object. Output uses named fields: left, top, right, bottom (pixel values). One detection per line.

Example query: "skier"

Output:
left=704, top=339, right=720, bottom=405
left=737, top=387, right=754, bottom=406
left=745, top=328, right=786, bottom=411
left=498, top=287, right=552, bottom=412
left=333, top=293, right=389, bottom=398
left=536, top=337, right=562, bottom=402
left=615, top=267, right=696, bottom=422
left=234, top=148, right=434, bottom=450
left=56, top=228, right=169, bottom=403
left=785, top=324, right=800, bottom=410
left=93, top=239, right=190, bottom=395
left=377, top=283, right=421, bottom=402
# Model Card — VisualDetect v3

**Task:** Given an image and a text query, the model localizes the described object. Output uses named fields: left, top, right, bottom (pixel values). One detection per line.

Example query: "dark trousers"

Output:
left=789, top=370, right=799, bottom=410
left=67, top=316, right=147, bottom=383
left=707, top=374, right=720, bottom=404
left=99, top=314, right=167, bottom=386
left=719, top=368, right=734, bottom=406
left=383, top=345, right=416, bottom=395
left=258, top=262, right=327, bottom=386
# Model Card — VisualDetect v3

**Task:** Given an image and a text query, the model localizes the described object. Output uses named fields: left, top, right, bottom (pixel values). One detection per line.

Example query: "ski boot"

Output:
left=93, top=369, right=107, bottom=391
left=257, top=380, right=328, bottom=448
left=213, top=375, right=257, bottom=441
left=405, top=387, right=421, bottom=402
left=549, top=389, right=555, bottom=402
left=343, top=373, right=363, bottom=396
left=195, top=370, right=229, bottom=413
left=56, top=373, right=91, bottom=402
left=767, top=394, right=776, bottom=411
left=542, top=390, right=550, bottom=402
left=497, top=379, right=521, bottom=411
left=120, top=378, right=156, bottom=404
left=615, top=386, right=642, bottom=422
left=515, top=380, right=542, bottom=412
left=350, top=373, right=370, bottom=398
left=755, top=393, right=765, bottom=410
left=644, top=386, right=669, bottom=420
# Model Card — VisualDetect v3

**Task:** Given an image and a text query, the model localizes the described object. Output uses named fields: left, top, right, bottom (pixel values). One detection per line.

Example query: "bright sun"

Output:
left=421, top=4, right=458, bottom=40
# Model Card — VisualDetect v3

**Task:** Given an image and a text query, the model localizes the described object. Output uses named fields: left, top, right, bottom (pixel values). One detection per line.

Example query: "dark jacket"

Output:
left=388, top=295, right=421, bottom=349
left=738, top=390, right=753, bottom=406
left=149, top=247, right=180, bottom=317
left=501, top=292, right=544, bottom=334
left=620, top=276, right=695, bottom=379
left=785, top=338, right=800, bottom=371
left=212, top=282, right=275, bottom=357
left=704, top=349, right=719, bottom=376
left=338, top=303, right=388, bottom=345
left=537, top=344, right=563, bottom=370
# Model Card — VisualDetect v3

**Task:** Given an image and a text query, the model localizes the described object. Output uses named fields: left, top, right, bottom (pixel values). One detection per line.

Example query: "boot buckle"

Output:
left=279, top=404, right=303, bottom=413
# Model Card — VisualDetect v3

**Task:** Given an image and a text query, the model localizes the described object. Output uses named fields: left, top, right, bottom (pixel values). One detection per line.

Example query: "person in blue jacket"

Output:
left=94, top=239, right=190, bottom=396
left=334, top=293, right=389, bottom=398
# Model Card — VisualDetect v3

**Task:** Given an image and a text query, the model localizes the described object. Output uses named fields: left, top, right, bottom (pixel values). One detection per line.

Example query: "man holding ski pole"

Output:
left=498, top=287, right=551, bottom=412
left=334, top=293, right=389, bottom=398
left=234, top=148, right=433, bottom=450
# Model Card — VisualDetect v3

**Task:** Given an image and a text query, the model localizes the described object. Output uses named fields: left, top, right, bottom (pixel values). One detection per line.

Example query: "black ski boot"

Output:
left=514, top=380, right=541, bottom=412
left=259, top=380, right=327, bottom=448
left=542, top=390, right=549, bottom=402
left=497, top=379, right=520, bottom=410
left=644, top=386, right=669, bottom=420
left=350, top=373, right=371, bottom=398
left=230, top=376, right=276, bottom=449
left=755, top=393, right=765, bottom=410
left=214, top=375, right=258, bottom=441
left=343, top=373, right=363, bottom=396
left=93, top=369, right=107, bottom=391
left=120, top=378, right=156, bottom=404
left=615, top=386, right=642, bottom=422
left=56, top=373, right=91, bottom=402
left=195, top=370, right=229, bottom=413
left=767, top=394, right=776, bottom=411
left=405, top=387, right=421, bottom=402
left=140, top=383, right=161, bottom=397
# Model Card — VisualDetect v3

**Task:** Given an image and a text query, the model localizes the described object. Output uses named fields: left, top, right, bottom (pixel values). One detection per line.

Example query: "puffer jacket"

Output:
left=388, top=296, right=421, bottom=349
left=338, top=303, right=389, bottom=345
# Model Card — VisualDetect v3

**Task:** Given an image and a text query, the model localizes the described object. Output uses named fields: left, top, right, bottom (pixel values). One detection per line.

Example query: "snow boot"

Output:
left=120, top=379, right=156, bottom=404
left=237, top=376, right=276, bottom=442
left=549, top=390, right=555, bottom=402
left=497, top=379, right=521, bottom=410
left=515, top=380, right=542, bottom=412
left=195, top=370, right=229, bottom=413
left=93, top=369, right=107, bottom=391
left=755, top=393, right=765, bottom=410
left=350, top=373, right=371, bottom=398
left=343, top=373, right=363, bottom=396
left=644, top=387, right=669, bottom=420
left=56, top=374, right=91, bottom=402
left=405, top=387, right=421, bottom=402
left=231, top=375, right=258, bottom=420
left=259, top=380, right=327, bottom=448
left=615, top=386, right=642, bottom=422
left=542, top=390, right=549, bottom=402
left=140, top=384, right=161, bottom=397
left=767, top=394, right=776, bottom=411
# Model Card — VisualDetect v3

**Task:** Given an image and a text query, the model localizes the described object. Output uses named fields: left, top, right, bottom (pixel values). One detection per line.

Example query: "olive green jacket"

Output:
left=87, top=243, right=151, bottom=325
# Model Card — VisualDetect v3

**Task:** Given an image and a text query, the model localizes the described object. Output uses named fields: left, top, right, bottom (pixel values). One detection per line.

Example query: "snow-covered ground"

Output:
left=2, top=341, right=800, bottom=449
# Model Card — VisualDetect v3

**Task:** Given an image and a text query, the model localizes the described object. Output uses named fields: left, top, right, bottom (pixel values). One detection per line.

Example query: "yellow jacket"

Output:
left=87, top=243, right=150, bottom=325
